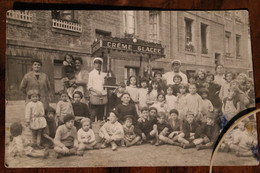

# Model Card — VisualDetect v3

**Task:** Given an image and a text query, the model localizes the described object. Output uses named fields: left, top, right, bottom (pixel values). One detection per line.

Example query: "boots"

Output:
left=111, top=141, right=117, bottom=151
left=183, top=142, right=196, bottom=149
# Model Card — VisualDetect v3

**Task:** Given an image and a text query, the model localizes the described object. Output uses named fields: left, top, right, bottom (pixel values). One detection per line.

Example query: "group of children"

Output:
left=8, top=67, right=257, bottom=159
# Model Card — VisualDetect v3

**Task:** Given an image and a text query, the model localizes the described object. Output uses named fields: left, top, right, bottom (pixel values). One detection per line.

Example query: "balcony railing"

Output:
left=52, top=19, right=82, bottom=33
left=6, top=10, right=32, bottom=22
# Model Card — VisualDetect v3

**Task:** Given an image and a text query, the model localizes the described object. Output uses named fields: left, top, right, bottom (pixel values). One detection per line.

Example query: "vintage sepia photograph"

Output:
left=5, top=10, right=258, bottom=167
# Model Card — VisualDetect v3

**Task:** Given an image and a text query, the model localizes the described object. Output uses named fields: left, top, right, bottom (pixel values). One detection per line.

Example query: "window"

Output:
left=95, top=29, right=111, bottom=40
left=185, top=18, right=194, bottom=52
left=236, top=34, right=241, bottom=58
left=7, top=10, right=32, bottom=22
left=201, top=23, right=208, bottom=54
left=149, top=11, right=160, bottom=43
left=124, top=67, right=139, bottom=84
left=123, top=11, right=135, bottom=34
left=225, top=31, right=231, bottom=56
left=51, top=10, right=82, bottom=33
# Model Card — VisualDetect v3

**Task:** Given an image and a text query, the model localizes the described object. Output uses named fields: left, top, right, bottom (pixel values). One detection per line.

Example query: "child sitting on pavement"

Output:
left=54, top=114, right=83, bottom=158
left=167, top=109, right=182, bottom=143
left=77, top=118, right=98, bottom=151
left=121, top=115, right=141, bottom=147
left=177, top=111, right=200, bottom=149
left=8, top=122, right=49, bottom=158
left=135, top=107, right=158, bottom=145
left=193, top=112, right=220, bottom=150
left=99, top=111, right=124, bottom=151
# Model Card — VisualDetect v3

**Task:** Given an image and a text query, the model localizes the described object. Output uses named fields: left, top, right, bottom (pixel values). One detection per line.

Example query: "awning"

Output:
left=91, top=36, right=165, bottom=61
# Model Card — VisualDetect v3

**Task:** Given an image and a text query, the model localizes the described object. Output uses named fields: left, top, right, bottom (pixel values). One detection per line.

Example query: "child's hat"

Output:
left=80, top=117, right=91, bottom=125
left=63, top=114, right=75, bottom=123
left=171, top=60, right=181, bottom=65
left=124, top=115, right=134, bottom=122
left=169, top=109, right=179, bottom=115
left=93, top=57, right=103, bottom=64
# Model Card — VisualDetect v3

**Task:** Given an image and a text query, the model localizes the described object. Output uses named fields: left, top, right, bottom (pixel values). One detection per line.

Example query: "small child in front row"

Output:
left=121, top=115, right=141, bottom=147
left=56, top=91, right=74, bottom=126
left=156, top=112, right=177, bottom=146
left=99, top=111, right=124, bottom=151
left=168, top=109, right=182, bottom=142
left=8, top=122, right=48, bottom=158
left=54, top=114, right=83, bottom=158
left=194, top=112, right=220, bottom=150
left=135, top=107, right=158, bottom=144
left=77, top=118, right=98, bottom=151
left=165, top=85, right=178, bottom=113
left=42, top=107, right=57, bottom=148
left=177, top=111, right=200, bottom=149
left=25, top=89, right=47, bottom=149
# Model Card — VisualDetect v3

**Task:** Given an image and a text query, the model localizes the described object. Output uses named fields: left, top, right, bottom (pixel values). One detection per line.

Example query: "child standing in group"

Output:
left=72, top=91, right=91, bottom=130
left=172, top=75, right=182, bottom=96
left=8, top=122, right=48, bottom=158
left=147, top=80, right=162, bottom=106
left=121, top=115, right=141, bottom=147
left=186, top=83, right=203, bottom=120
left=62, top=54, right=76, bottom=98
left=177, top=83, right=189, bottom=121
left=25, top=89, right=47, bottom=149
left=194, top=113, right=220, bottom=150
left=54, top=114, right=83, bottom=158
left=126, top=75, right=139, bottom=112
left=246, top=78, right=255, bottom=108
left=77, top=118, right=98, bottom=151
left=200, top=88, right=214, bottom=123
left=138, top=77, right=149, bottom=109
left=109, top=82, right=127, bottom=112
left=42, top=107, right=57, bottom=148
left=99, top=111, right=124, bottom=151
left=151, top=93, right=168, bottom=113
left=116, top=92, right=138, bottom=124
left=219, top=71, right=235, bottom=101
left=135, top=107, right=158, bottom=144
left=195, top=69, right=207, bottom=91
left=222, top=87, right=240, bottom=121
left=165, top=85, right=178, bottom=113
left=153, top=71, right=167, bottom=92
left=177, top=111, right=200, bottom=149
left=56, top=91, right=74, bottom=126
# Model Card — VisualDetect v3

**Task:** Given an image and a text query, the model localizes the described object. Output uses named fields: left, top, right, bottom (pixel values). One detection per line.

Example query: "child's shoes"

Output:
left=111, top=142, right=117, bottom=151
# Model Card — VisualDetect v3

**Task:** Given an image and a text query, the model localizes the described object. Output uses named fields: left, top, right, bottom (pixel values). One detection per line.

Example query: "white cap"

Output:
left=171, top=60, right=181, bottom=65
left=93, top=57, right=103, bottom=64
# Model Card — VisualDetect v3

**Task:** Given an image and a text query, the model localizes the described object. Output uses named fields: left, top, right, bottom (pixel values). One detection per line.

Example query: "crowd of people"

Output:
left=7, top=55, right=257, bottom=160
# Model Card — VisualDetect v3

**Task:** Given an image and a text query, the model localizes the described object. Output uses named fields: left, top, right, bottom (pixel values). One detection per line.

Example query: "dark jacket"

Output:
left=182, top=120, right=200, bottom=139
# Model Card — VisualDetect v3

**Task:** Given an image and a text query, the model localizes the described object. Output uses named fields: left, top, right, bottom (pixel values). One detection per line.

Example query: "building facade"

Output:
left=6, top=10, right=252, bottom=100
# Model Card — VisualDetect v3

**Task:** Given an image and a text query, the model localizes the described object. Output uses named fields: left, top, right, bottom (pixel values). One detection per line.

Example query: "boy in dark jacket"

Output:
left=194, top=112, right=220, bottom=150
left=177, top=111, right=200, bottom=149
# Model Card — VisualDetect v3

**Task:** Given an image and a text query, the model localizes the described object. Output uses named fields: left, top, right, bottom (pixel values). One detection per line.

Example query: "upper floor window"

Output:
left=149, top=11, right=160, bottom=43
left=185, top=18, right=194, bottom=52
left=95, top=29, right=111, bottom=40
left=7, top=10, right=32, bottom=22
left=236, top=34, right=241, bottom=58
left=123, top=11, right=136, bottom=34
left=201, top=23, right=208, bottom=54
left=225, top=31, right=231, bottom=57
left=51, top=10, right=82, bottom=33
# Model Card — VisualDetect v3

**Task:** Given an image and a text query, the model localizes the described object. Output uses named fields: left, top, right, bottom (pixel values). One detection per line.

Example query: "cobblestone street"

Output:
left=5, top=101, right=258, bottom=168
